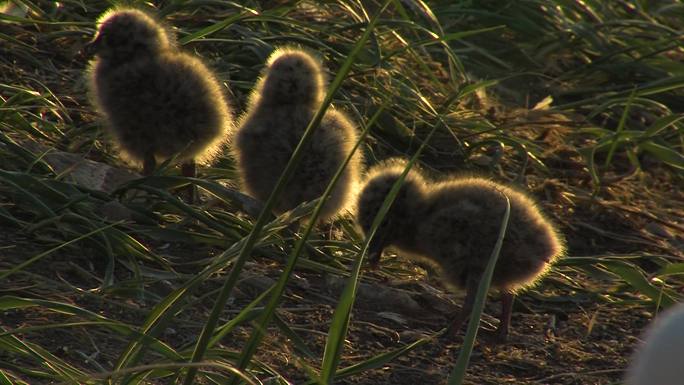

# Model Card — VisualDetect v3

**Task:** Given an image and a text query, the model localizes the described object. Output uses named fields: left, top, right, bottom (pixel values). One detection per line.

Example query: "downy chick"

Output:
left=233, top=47, right=363, bottom=223
left=87, top=8, right=233, bottom=180
left=356, top=158, right=565, bottom=341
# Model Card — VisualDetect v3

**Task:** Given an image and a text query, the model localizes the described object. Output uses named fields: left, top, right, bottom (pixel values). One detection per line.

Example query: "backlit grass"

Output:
left=1, top=1, right=683, bottom=384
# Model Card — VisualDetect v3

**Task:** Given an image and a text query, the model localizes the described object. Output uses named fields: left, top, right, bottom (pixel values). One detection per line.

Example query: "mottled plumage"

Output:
left=87, top=8, right=233, bottom=178
left=233, top=47, right=363, bottom=222
left=356, top=158, right=565, bottom=341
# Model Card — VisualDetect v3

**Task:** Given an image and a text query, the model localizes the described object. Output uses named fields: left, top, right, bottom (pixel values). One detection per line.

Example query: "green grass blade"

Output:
left=447, top=195, right=511, bottom=385
left=330, top=331, right=432, bottom=380
left=639, top=140, right=684, bottom=170
left=601, top=261, right=676, bottom=308
left=643, top=114, right=684, bottom=137
left=604, top=89, right=636, bottom=167
left=0, top=220, right=124, bottom=280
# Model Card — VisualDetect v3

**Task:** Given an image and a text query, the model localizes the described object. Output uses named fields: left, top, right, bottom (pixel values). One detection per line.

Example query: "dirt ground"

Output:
left=2, top=161, right=682, bottom=384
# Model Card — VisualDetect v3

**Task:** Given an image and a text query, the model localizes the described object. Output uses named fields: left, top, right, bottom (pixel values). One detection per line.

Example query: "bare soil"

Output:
left=2, top=161, right=682, bottom=384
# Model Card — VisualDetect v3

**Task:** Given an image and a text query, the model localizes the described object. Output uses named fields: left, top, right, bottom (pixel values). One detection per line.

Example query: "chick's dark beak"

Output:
left=83, top=35, right=102, bottom=57
left=366, top=227, right=389, bottom=269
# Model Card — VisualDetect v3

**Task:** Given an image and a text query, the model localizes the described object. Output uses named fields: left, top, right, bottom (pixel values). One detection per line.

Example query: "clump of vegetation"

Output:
left=0, top=1, right=682, bottom=384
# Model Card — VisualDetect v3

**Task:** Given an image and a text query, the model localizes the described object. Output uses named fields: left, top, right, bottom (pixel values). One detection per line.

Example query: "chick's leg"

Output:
left=143, top=152, right=156, bottom=176
left=445, top=273, right=480, bottom=338
left=367, top=228, right=389, bottom=269
left=181, top=160, right=197, bottom=178
left=181, top=160, right=197, bottom=203
left=496, top=291, right=514, bottom=343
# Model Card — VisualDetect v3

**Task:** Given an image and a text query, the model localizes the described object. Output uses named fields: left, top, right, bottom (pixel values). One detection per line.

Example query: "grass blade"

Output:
left=447, top=195, right=511, bottom=385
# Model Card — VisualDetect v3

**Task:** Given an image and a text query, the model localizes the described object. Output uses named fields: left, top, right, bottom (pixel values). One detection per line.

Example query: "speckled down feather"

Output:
left=356, top=158, right=566, bottom=340
left=88, top=8, right=233, bottom=171
left=356, top=158, right=565, bottom=293
left=233, top=47, right=363, bottom=222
